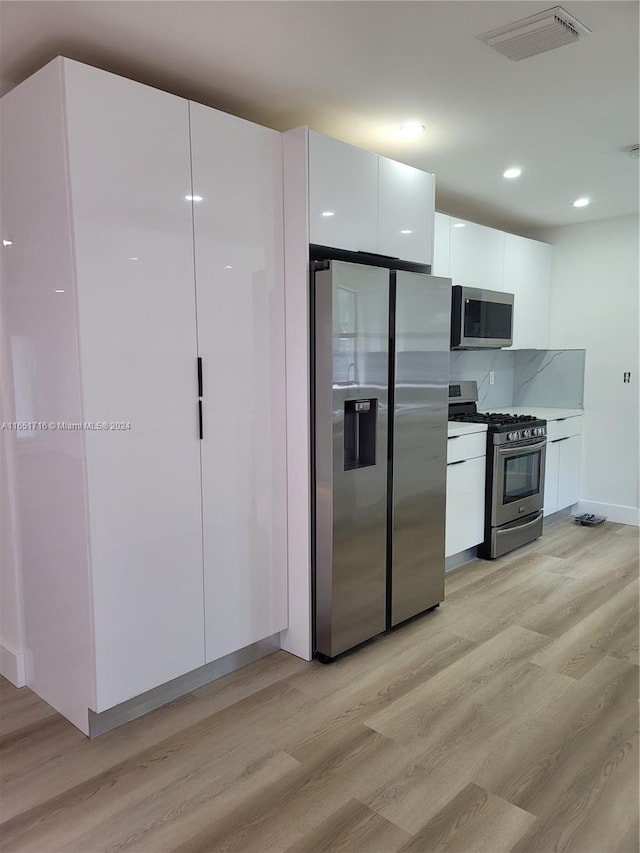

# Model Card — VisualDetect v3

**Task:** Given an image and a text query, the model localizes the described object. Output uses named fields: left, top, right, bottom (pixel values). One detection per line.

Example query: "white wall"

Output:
left=538, top=214, right=639, bottom=524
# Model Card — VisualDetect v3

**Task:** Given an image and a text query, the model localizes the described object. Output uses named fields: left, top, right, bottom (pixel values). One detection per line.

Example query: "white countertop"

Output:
left=494, top=407, right=583, bottom=421
left=447, top=422, right=489, bottom=438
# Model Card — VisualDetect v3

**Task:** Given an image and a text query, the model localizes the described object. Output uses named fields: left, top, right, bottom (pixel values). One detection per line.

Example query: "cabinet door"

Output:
left=432, top=213, right=451, bottom=278
left=308, top=131, right=378, bottom=253
left=445, top=456, right=486, bottom=557
left=190, top=103, right=288, bottom=664
left=63, top=61, right=205, bottom=710
left=450, top=219, right=505, bottom=290
left=378, top=157, right=434, bottom=264
left=557, top=435, right=581, bottom=510
left=543, top=439, right=560, bottom=517
left=504, top=234, right=551, bottom=349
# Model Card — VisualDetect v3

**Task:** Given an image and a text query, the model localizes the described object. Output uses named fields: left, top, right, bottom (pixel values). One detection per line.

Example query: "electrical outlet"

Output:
left=489, top=371, right=495, bottom=386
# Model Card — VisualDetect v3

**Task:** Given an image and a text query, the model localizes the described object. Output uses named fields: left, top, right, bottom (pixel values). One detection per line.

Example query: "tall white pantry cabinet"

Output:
left=0, top=58, right=288, bottom=733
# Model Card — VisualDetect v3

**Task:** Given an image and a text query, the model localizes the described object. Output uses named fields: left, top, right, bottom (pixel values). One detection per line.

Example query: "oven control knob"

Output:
left=523, top=429, right=531, bottom=439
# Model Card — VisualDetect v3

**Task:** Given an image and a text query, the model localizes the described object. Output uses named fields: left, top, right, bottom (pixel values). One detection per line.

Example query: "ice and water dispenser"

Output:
left=343, top=398, right=378, bottom=471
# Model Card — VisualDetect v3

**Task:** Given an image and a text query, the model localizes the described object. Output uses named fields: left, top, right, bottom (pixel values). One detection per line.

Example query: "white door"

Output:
left=557, top=435, right=581, bottom=510
left=63, top=60, right=205, bottom=710
left=450, top=219, right=505, bottom=290
left=432, top=213, right=451, bottom=278
left=543, top=439, right=560, bottom=517
left=378, top=157, right=434, bottom=264
left=189, top=103, right=288, bottom=663
left=308, top=131, right=378, bottom=253
left=445, top=456, right=486, bottom=557
left=504, top=234, right=552, bottom=349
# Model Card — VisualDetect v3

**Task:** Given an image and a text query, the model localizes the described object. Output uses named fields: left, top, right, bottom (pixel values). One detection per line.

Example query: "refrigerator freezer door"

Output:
left=314, top=261, right=389, bottom=658
left=391, top=271, right=450, bottom=625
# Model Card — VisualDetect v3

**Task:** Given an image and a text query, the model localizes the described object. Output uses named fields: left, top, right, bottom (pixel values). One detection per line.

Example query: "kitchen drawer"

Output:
left=447, top=431, right=487, bottom=464
left=546, top=416, right=582, bottom=441
left=446, top=455, right=486, bottom=557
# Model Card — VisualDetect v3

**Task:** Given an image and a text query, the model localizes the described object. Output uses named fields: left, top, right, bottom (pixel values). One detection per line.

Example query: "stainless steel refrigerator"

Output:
left=312, top=253, right=451, bottom=659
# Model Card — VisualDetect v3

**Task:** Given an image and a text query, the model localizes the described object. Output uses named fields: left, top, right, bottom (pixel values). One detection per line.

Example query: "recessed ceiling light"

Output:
left=321, top=211, right=335, bottom=217
left=2, top=239, right=13, bottom=247
left=224, top=265, right=232, bottom=269
left=400, top=229, right=413, bottom=235
left=185, top=195, right=203, bottom=202
left=503, top=167, right=522, bottom=179
left=129, top=257, right=140, bottom=261
left=398, top=122, right=426, bottom=138
left=54, top=289, right=65, bottom=293
left=453, top=222, right=466, bottom=228
left=573, top=197, right=590, bottom=207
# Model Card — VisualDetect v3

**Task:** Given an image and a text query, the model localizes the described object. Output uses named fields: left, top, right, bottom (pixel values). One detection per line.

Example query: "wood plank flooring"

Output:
left=1, top=518, right=638, bottom=852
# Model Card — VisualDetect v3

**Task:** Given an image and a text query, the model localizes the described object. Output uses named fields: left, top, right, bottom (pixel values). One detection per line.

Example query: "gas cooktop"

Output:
left=447, top=382, right=547, bottom=442
left=449, top=410, right=546, bottom=430
left=449, top=412, right=538, bottom=426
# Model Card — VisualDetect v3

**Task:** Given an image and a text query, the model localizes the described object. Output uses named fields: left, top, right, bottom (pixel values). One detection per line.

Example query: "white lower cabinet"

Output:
left=446, top=434, right=487, bottom=557
left=543, top=417, right=582, bottom=516
left=557, top=435, right=581, bottom=510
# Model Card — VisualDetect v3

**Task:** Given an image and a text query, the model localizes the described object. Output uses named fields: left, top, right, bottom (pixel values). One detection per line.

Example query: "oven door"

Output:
left=491, top=439, right=546, bottom=527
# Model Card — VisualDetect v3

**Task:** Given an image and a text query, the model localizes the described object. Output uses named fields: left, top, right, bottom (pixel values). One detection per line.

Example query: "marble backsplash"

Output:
left=513, top=349, right=585, bottom=408
left=449, top=349, right=585, bottom=410
left=449, top=350, right=515, bottom=409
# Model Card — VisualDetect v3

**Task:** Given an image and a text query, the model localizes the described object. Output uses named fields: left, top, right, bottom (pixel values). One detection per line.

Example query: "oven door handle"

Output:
left=496, top=438, right=547, bottom=457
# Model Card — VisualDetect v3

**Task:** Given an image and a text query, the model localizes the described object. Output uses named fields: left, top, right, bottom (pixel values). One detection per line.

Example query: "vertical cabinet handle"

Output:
left=197, top=357, right=203, bottom=440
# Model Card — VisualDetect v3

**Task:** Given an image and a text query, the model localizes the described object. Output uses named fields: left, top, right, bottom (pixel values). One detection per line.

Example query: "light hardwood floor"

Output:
left=1, top=518, right=638, bottom=852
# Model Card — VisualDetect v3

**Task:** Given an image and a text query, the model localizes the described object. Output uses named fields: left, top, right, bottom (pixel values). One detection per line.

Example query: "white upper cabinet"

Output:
left=378, top=157, right=435, bottom=264
left=433, top=215, right=554, bottom=349
left=432, top=212, right=451, bottom=278
left=307, top=130, right=435, bottom=264
left=504, top=233, right=552, bottom=350
left=308, top=131, right=378, bottom=253
left=189, top=103, right=288, bottom=664
left=450, top=218, right=505, bottom=291
left=64, top=61, right=205, bottom=711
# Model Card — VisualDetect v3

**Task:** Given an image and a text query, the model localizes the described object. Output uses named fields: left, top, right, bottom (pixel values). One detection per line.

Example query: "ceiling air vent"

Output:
left=478, top=6, right=591, bottom=61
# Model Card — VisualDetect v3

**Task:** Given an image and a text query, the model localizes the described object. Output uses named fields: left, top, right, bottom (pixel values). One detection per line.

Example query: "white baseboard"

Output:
left=0, top=641, right=26, bottom=687
left=574, top=500, right=640, bottom=527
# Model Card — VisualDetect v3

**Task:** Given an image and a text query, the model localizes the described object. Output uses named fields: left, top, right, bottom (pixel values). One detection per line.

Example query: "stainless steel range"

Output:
left=448, top=381, right=547, bottom=559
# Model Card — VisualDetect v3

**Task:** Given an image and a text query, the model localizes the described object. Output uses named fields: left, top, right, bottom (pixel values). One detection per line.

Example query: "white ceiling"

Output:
left=1, top=1, right=638, bottom=235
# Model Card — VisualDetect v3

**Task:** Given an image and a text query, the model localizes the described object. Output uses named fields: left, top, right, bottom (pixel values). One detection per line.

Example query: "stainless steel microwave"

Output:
left=451, top=286, right=514, bottom=349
